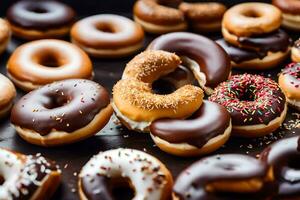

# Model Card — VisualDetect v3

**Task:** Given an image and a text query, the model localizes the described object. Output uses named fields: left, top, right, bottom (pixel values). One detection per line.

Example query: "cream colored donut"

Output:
left=0, top=148, right=61, bottom=200
left=71, top=14, right=144, bottom=58
left=113, top=50, right=204, bottom=133
left=78, top=148, right=173, bottom=200
left=7, top=39, right=93, bottom=91
left=0, top=74, right=16, bottom=118
left=0, top=18, right=11, bottom=54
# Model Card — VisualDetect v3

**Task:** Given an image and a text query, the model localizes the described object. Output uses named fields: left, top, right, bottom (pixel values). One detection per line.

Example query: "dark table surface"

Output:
left=0, top=0, right=299, bottom=200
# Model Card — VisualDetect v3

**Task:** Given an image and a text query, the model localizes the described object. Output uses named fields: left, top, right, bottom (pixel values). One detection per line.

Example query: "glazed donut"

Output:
left=279, top=63, right=300, bottom=111
left=0, top=148, right=60, bottom=199
left=78, top=148, right=173, bottom=200
left=10, top=79, right=113, bottom=146
left=216, top=36, right=291, bottom=70
left=179, top=2, right=226, bottom=32
left=133, top=0, right=187, bottom=34
left=71, top=14, right=144, bottom=58
left=6, top=0, right=75, bottom=40
left=0, top=74, right=16, bottom=118
left=0, top=18, right=11, bottom=54
left=148, top=32, right=231, bottom=94
left=222, top=3, right=281, bottom=38
left=260, top=136, right=300, bottom=198
left=7, top=39, right=93, bottom=91
left=173, top=154, right=270, bottom=200
left=150, top=100, right=232, bottom=157
left=273, top=0, right=300, bottom=31
left=113, top=50, right=204, bottom=133
left=209, top=74, right=287, bottom=137
left=291, top=39, right=300, bottom=62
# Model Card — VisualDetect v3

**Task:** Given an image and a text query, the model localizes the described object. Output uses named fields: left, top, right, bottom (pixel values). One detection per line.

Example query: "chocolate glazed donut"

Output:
left=148, top=32, right=231, bottom=94
left=260, top=136, right=300, bottom=197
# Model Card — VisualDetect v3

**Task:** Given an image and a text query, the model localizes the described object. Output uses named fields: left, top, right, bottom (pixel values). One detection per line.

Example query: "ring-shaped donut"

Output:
left=71, top=14, right=144, bottom=58
left=273, top=0, right=300, bottom=30
left=209, top=74, right=287, bottom=137
left=7, top=39, right=93, bottom=91
left=78, top=148, right=173, bottom=200
left=11, top=79, right=112, bottom=146
left=113, top=50, right=204, bottom=133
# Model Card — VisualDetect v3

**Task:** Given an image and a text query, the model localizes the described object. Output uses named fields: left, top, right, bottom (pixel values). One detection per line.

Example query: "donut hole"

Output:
left=239, top=90, right=255, bottom=102
left=109, top=178, right=135, bottom=200
left=152, top=79, right=176, bottom=94
left=95, top=23, right=116, bottom=33
left=0, top=175, right=4, bottom=185
left=242, top=10, right=261, bottom=18
left=44, top=95, right=70, bottom=109
left=37, top=53, right=63, bottom=68
left=27, top=6, right=48, bottom=14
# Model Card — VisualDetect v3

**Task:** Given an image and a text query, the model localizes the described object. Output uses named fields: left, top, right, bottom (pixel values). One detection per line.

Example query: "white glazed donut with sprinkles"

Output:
left=0, top=148, right=61, bottom=200
left=78, top=148, right=173, bottom=200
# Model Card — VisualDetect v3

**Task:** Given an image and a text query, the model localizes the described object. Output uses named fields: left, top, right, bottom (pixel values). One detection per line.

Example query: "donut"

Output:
left=173, top=154, right=270, bottom=199
left=0, top=18, right=11, bottom=54
left=273, top=0, right=300, bottom=31
left=6, top=0, right=75, bottom=40
left=7, top=39, right=93, bottom=91
left=150, top=100, right=232, bottom=157
left=216, top=33, right=291, bottom=70
left=78, top=148, right=173, bottom=200
left=209, top=74, right=287, bottom=137
left=71, top=14, right=144, bottom=58
left=133, top=0, right=187, bottom=34
left=113, top=50, right=204, bottom=133
left=279, top=63, right=300, bottom=111
left=0, top=148, right=61, bottom=199
left=179, top=2, right=226, bottom=32
left=222, top=3, right=281, bottom=38
left=148, top=32, right=231, bottom=94
left=260, top=136, right=300, bottom=198
left=10, top=79, right=113, bottom=146
left=291, top=39, right=300, bottom=63
left=0, top=74, right=16, bottom=118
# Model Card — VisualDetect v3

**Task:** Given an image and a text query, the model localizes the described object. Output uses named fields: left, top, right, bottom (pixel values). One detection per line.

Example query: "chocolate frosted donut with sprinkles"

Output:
left=11, top=79, right=113, bottom=146
left=0, top=148, right=61, bottom=200
left=209, top=74, right=287, bottom=137
left=78, top=148, right=173, bottom=200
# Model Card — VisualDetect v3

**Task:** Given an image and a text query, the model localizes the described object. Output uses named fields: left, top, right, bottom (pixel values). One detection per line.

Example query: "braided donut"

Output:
left=0, top=148, right=60, bottom=199
left=113, top=50, right=204, bottom=133
left=78, top=148, right=173, bottom=200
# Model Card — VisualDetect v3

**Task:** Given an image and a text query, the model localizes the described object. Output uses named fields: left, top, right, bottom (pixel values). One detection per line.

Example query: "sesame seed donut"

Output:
left=173, top=154, right=270, bottom=200
left=71, top=14, right=144, bottom=58
left=209, top=74, right=287, bottom=137
left=0, top=18, right=11, bottom=54
left=133, top=0, right=187, bottom=34
left=273, top=0, right=300, bottom=31
left=260, top=136, right=300, bottom=198
left=113, top=50, right=204, bottom=133
left=279, top=63, right=300, bottom=111
left=78, top=148, right=173, bottom=200
left=6, top=0, right=75, bottom=40
left=0, top=148, right=61, bottom=200
left=150, top=101, right=232, bottom=157
left=10, top=79, right=113, bottom=147
left=148, top=32, right=231, bottom=95
left=0, top=74, right=16, bottom=118
left=222, top=3, right=282, bottom=38
left=7, top=39, right=93, bottom=92
left=179, top=2, right=227, bottom=32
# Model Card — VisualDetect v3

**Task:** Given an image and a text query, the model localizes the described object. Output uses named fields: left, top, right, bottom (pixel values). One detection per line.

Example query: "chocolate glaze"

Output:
left=273, top=0, right=300, bottom=15
left=260, top=136, right=300, bottom=197
left=7, top=0, right=75, bottom=30
left=158, top=0, right=182, bottom=8
left=150, top=101, right=231, bottom=148
left=237, top=29, right=292, bottom=53
left=81, top=176, right=113, bottom=200
left=11, top=79, right=110, bottom=135
left=216, top=39, right=267, bottom=63
left=148, top=32, right=231, bottom=88
left=173, top=154, right=269, bottom=200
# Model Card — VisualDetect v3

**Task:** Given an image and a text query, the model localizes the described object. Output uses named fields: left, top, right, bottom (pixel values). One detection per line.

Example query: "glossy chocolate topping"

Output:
left=7, top=0, right=75, bottom=29
left=148, top=32, right=231, bottom=88
left=209, top=74, right=286, bottom=126
left=150, top=101, right=231, bottom=148
left=173, top=154, right=268, bottom=200
left=237, top=29, right=292, bottom=53
left=11, top=79, right=110, bottom=135
left=216, top=39, right=267, bottom=63
left=260, top=136, right=300, bottom=197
